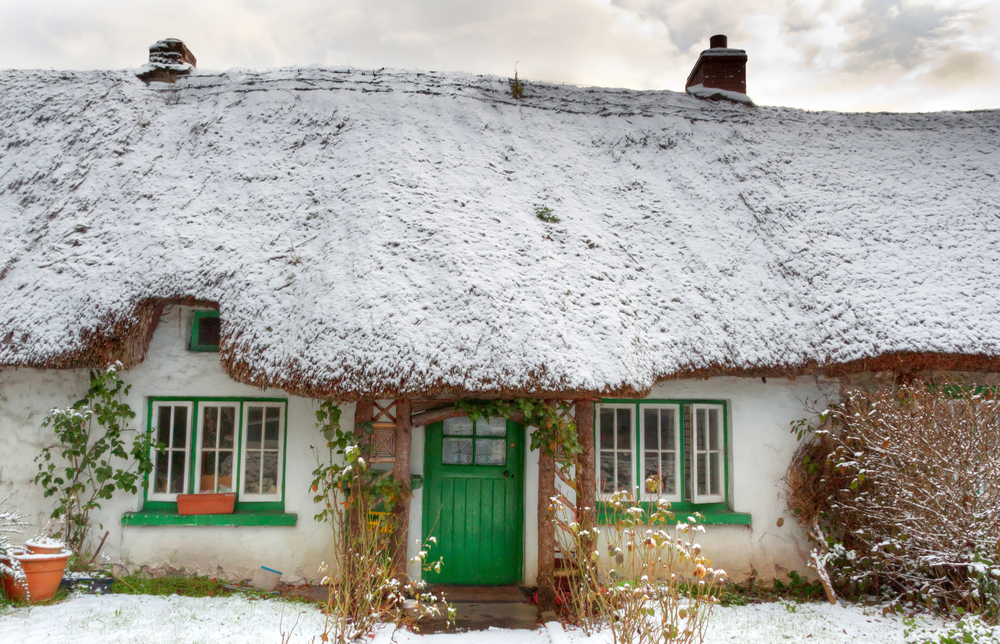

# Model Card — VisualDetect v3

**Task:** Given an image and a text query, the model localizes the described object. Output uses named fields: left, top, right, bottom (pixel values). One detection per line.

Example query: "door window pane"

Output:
left=442, top=438, right=473, bottom=464
left=475, top=439, right=506, bottom=465
left=477, top=418, right=507, bottom=437
left=443, top=417, right=474, bottom=436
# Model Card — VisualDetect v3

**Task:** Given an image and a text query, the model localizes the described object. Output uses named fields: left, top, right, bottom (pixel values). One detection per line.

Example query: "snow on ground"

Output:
left=0, top=594, right=940, bottom=643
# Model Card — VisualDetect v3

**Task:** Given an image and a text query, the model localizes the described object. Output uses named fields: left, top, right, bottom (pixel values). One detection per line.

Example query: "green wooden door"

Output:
left=422, top=417, right=524, bottom=585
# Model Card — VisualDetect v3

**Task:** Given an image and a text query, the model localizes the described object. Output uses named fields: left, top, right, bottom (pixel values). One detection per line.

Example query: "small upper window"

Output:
left=190, top=311, right=221, bottom=352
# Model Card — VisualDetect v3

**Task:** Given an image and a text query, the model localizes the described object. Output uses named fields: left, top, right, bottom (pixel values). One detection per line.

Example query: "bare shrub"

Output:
left=554, top=478, right=726, bottom=644
left=311, top=402, right=453, bottom=642
left=785, top=381, right=1000, bottom=619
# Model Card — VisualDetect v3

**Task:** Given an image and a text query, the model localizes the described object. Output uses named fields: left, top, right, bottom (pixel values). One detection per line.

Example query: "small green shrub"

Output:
left=534, top=205, right=560, bottom=223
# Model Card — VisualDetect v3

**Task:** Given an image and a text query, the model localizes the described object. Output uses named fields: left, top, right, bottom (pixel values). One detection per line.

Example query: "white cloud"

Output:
left=0, top=0, right=997, bottom=111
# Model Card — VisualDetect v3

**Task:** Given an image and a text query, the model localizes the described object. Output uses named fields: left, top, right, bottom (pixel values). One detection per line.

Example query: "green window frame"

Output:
left=143, top=397, right=289, bottom=514
left=595, top=399, right=748, bottom=525
left=189, top=310, right=221, bottom=352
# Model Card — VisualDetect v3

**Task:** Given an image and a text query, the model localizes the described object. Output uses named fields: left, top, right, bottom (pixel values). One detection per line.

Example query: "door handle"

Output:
left=503, top=470, right=511, bottom=478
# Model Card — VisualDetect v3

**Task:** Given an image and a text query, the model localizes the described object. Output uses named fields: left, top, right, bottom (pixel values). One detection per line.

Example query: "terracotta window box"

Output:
left=176, top=492, right=236, bottom=516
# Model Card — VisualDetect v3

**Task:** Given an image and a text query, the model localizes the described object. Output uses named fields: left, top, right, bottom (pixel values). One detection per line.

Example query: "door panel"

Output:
left=423, top=419, right=524, bottom=585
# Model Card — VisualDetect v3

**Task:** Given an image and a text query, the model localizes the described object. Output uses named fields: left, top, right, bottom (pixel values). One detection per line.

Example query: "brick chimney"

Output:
left=136, top=39, right=196, bottom=84
left=685, top=34, right=748, bottom=96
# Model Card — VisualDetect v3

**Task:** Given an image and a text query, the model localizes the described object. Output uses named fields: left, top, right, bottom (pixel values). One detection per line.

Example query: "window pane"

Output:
left=477, top=417, right=507, bottom=437
left=443, top=417, right=473, bottom=436
left=661, top=453, right=676, bottom=495
left=599, top=452, right=615, bottom=494
left=696, top=409, right=706, bottom=451
left=264, top=407, right=280, bottom=448
left=644, top=456, right=659, bottom=491
left=218, top=451, right=234, bottom=492
left=616, top=409, right=631, bottom=451
left=201, top=452, right=216, bottom=478
left=157, top=406, right=171, bottom=446
left=710, top=453, right=720, bottom=496
left=474, top=439, right=506, bottom=465
left=244, top=452, right=261, bottom=494
left=202, top=407, right=218, bottom=448
left=247, top=407, right=263, bottom=449
left=262, top=451, right=279, bottom=494
left=709, top=409, right=720, bottom=451
left=169, top=449, right=185, bottom=494
left=172, top=406, right=188, bottom=448
left=661, top=410, right=675, bottom=451
left=697, top=453, right=707, bottom=496
left=683, top=406, right=692, bottom=502
left=442, top=438, right=473, bottom=465
left=154, top=448, right=169, bottom=494
left=644, top=409, right=658, bottom=450
left=599, top=409, right=614, bottom=449
left=616, top=452, right=632, bottom=493
left=220, top=407, right=236, bottom=448
left=197, top=315, right=221, bottom=346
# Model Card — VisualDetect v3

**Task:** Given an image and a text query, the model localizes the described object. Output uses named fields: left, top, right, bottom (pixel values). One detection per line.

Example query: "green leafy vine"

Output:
left=454, top=398, right=581, bottom=463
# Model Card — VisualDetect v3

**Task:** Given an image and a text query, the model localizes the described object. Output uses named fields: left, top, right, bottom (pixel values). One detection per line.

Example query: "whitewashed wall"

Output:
left=0, top=305, right=343, bottom=584
left=0, top=304, right=834, bottom=585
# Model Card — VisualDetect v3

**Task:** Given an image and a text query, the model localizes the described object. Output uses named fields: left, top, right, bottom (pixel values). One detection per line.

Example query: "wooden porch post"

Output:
left=391, top=399, right=413, bottom=579
left=351, top=399, right=375, bottom=540
left=537, top=435, right=557, bottom=612
left=575, top=400, right=597, bottom=558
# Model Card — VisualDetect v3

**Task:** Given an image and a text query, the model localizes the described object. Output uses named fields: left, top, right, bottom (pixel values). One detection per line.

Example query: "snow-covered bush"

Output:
left=785, top=381, right=1000, bottom=619
left=310, top=402, right=453, bottom=642
left=0, top=490, right=28, bottom=599
left=554, top=478, right=726, bottom=644
left=905, top=615, right=998, bottom=644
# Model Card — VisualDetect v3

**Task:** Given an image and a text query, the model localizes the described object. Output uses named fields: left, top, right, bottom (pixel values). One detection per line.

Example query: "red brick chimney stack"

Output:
left=136, top=38, right=196, bottom=84
left=685, top=34, right=748, bottom=95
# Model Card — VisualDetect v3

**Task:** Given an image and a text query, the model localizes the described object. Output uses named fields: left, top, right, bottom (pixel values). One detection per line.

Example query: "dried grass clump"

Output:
left=785, top=381, right=1000, bottom=619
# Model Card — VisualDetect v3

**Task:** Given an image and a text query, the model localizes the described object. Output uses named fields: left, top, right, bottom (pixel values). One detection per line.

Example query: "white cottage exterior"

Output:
left=1, top=304, right=832, bottom=586
left=1, top=38, right=999, bottom=599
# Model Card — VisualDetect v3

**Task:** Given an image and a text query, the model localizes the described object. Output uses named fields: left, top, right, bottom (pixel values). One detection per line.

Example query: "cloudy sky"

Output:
left=0, top=0, right=997, bottom=112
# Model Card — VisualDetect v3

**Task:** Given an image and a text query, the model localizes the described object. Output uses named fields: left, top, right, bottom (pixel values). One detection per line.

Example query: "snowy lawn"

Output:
left=0, top=593, right=953, bottom=643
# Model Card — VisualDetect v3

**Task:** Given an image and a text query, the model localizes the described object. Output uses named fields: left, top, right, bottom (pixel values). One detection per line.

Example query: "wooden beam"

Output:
left=574, top=400, right=597, bottom=560
left=537, top=446, right=557, bottom=612
left=392, top=399, right=413, bottom=580
left=411, top=405, right=525, bottom=428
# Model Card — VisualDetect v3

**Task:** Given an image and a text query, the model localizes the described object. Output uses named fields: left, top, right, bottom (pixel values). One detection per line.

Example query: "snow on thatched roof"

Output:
left=1, top=67, right=999, bottom=399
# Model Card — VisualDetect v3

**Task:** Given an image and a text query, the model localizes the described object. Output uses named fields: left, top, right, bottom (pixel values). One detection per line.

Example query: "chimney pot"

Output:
left=709, top=34, right=728, bottom=49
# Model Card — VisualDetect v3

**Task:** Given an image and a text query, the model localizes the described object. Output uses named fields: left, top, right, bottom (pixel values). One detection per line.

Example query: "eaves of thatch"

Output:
left=1, top=67, right=999, bottom=400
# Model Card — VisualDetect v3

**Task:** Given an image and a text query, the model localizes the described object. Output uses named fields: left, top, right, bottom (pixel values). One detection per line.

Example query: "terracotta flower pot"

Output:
left=25, top=538, right=66, bottom=556
left=2, top=549, right=72, bottom=602
left=176, top=492, right=236, bottom=515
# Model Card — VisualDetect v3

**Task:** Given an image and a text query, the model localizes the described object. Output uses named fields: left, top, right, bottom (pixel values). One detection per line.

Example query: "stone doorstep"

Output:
left=280, top=583, right=541, bottom=632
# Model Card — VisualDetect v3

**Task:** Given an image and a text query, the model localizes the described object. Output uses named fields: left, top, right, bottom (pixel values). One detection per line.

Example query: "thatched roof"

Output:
left=1, top=67, right=999, bottom=399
